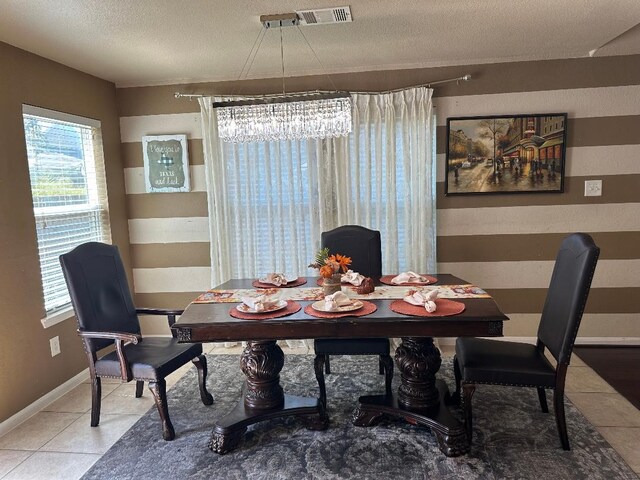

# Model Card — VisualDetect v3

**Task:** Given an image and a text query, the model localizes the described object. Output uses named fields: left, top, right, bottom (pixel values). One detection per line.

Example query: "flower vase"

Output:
left=322, top=274, right=342, bottom=296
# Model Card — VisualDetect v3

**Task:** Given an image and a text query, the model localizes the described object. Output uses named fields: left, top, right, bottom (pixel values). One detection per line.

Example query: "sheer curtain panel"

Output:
left=331, top=88, right=437, bottom=273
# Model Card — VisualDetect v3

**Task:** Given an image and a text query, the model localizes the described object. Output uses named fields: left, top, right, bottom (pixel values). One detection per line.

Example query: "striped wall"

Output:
left=117, top=55, right=640, bottom=339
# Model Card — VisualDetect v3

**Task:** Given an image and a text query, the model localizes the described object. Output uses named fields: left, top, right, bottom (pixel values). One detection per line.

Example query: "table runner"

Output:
left=192, top=284, right=491, bottom=304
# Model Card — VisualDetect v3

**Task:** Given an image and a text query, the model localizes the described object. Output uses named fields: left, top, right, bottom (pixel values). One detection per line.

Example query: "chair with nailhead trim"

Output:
left=453, top=233, right=599, bottom=450
left=313, top=225, right=393, bottom=407
left=60, top=242, right=213, bottom=441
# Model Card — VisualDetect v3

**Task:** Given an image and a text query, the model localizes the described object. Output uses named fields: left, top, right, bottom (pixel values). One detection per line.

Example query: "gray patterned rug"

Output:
left=82, top=355, right=637, bottom=480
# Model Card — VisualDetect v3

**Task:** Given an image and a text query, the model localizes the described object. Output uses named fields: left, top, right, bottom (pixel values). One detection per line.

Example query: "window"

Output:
left=23, top=105, right=111, bottom=317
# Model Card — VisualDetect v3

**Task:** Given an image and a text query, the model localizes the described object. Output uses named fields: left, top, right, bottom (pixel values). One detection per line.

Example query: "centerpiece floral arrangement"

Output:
left=309, top=248, right=352, bottom=279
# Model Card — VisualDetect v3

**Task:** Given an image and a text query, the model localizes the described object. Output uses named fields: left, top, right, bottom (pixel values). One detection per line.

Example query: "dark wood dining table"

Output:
left=172, top=274, right=508, bottom=457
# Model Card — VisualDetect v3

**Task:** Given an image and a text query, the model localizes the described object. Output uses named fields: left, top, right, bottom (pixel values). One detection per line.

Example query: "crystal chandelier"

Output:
left=215, top=92, right=351, bottom=143
left=213, top=13, right=352, bottom=143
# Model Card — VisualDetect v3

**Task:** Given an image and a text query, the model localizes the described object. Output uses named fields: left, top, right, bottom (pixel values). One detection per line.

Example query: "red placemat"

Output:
left=380, top=274, right=438, bottom=286
left=251, top=277, right=307, bottom=288
left=304, top=300, right=377, bottom=318
left=229, top=300, right=301, bottom=320
left=389, top=298, right=465, bottom=317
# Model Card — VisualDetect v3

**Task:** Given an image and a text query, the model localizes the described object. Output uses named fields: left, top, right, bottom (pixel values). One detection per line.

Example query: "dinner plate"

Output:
left=311, top=300, right=363, bottom=313
left=236, top=299, right=288, bottom=314
left=258, top=274, right=298, bottom=285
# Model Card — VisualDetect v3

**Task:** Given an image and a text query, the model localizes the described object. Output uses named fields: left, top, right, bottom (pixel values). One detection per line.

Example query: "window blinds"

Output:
left=22, top=105, right=111, bottom=314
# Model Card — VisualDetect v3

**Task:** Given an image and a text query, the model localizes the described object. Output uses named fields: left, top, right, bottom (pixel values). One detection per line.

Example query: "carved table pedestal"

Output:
left=353, top=337, right=469, bottom=457
left=209, top=340, right=328, bottom=454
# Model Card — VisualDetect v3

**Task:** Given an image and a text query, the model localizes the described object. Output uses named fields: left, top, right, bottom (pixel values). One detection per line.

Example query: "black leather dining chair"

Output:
left=313, top=225, right=393, bottom=407
left=60, top=242, right=213, bottom=441
left=453, top=233, right=600, bottom=450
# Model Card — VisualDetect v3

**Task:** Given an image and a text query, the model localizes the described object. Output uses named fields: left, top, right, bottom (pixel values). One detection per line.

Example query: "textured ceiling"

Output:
left=1, top=0, right=639, bottom=87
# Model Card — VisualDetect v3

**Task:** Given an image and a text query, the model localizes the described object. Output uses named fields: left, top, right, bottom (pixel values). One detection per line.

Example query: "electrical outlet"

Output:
left=50, top=336, right=61, bottom=357
left=584, top=179, right=602, bottom=197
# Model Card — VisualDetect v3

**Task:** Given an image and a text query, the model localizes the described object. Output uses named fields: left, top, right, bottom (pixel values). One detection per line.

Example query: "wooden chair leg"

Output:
left=452, top=355, right=462, bottom=403
left=148, top=380, right=175, bottom=441
left=135, top=380, right=144, bottom=398
left=461, top=383, right=476, bottom=442
left=325, top=355, right=331, bottom=374
left=537, top=387, right=549, bottom=413
left=90, top=376, right=101, bottom=427
left=554, top=387, right=570, bottom=450
left=380, top=354, right=394, bottom=396
left=314, top=354, right=327, bottom=407
left=192, top=354, right=214, bottom=405
left=379, top=357, right=384, bottom=374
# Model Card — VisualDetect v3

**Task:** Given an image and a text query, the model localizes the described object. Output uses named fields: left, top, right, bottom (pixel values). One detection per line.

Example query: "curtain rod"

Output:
left=174, top=74, right=471, bottom=99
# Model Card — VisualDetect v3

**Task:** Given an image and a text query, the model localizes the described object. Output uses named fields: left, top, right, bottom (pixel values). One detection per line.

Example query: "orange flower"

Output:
left=330, top=254, right=352, bottom=273
left=319, top=265, right=334, bottom=278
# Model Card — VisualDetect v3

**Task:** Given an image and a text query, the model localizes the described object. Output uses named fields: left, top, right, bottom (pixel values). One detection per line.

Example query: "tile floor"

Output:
left=0, top=342, right=638, bottom=479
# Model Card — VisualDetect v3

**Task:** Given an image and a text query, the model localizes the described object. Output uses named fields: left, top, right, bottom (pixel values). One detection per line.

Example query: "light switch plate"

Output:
left=50, top=336, right=61, bottom=357
left=584, top=180, right=602, bottom=196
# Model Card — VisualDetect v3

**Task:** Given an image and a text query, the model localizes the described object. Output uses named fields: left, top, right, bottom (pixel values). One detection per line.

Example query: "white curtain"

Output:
left=198, top=87, right=436, bottom=286
left=330, top=88, right=437, bottom=273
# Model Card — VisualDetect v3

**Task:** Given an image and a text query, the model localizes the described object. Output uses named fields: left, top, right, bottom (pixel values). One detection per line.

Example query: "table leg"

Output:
left=209, top=340, right=328, bottom=454
left=353, top=337, right=469, bottom=457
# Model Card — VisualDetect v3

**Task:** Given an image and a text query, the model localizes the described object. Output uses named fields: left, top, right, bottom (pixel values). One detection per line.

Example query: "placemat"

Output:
left=251, top=277, right=308, bottom=288
left=304, top=300, right=377, bottom=318
left=389, top=298, right=465, bottom=317
left=380, top=274, right=438, bottom=286
left=229, top=300, right=301, bottom=320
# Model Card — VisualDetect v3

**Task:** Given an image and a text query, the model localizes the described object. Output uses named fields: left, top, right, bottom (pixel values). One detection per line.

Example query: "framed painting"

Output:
left=445, top=113, right=567, bottom=195
left=142, top=134, right=190, bottom=193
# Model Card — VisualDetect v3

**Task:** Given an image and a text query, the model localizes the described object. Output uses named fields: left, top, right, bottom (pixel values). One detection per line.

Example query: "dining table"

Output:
left=172, top=274, right=508, bottom=457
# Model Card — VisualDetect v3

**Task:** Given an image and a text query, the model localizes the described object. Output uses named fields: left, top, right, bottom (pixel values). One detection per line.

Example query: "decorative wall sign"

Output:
left=142, top=134, right=190, bottom=193
left=445, top=113, right=567, bottom=195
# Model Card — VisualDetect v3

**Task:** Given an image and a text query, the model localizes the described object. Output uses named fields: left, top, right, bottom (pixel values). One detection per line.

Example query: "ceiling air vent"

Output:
left=296, top=6, right=352, bottom=25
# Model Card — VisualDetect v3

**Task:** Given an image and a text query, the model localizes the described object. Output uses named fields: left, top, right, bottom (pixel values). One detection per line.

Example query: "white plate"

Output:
left=236, top=299, right=288, bottom=314
left=258, top=274, right=298, bottom=284
left=311, top=300, right=363, bottom=313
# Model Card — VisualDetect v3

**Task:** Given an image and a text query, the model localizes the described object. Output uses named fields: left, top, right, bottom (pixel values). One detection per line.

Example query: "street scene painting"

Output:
left=445, top=114, right=567, bottom=195
left=142, top=134, right=190, bottom=193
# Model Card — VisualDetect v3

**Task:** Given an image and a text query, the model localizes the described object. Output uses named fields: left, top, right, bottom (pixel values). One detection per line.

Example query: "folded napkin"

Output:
left=324, top=291, right=353, bottom=311
left=341, top=269, right=365, bottom=286
left=240, top=295, right=279, bottom=312
left=261, top=273, right=288, bottom=286
left=391, top=271, right=428, bottom=284
left=403, top=289, right=439, bottom=313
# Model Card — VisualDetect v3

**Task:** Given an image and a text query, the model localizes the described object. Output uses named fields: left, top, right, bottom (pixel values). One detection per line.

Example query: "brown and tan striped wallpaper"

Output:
left=117, top=55, right=640, bottom=340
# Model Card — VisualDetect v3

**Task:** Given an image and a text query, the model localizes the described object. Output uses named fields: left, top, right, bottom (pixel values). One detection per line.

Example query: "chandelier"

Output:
left=213, top=13, right=352, bottom=143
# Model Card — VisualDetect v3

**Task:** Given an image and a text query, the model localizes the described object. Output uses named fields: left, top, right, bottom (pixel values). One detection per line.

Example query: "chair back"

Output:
left=321, top=225, right=382, bottom=280
left=537, top=233, right=600, bottom=365
left=60, top=242, right=140, bottom=352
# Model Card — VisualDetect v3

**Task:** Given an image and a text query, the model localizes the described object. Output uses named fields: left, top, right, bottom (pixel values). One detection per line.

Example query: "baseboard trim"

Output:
left=0, top=368, right=89, bottom=438
left=436, top=337, right=640, bottom=346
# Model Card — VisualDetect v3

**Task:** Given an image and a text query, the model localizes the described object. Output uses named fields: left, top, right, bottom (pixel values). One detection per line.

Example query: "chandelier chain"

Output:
left=295, top=25, right=339, bottom=93
left=234, top=26, right=266, bottom=94
left=279, top=25, right=286, bottom=95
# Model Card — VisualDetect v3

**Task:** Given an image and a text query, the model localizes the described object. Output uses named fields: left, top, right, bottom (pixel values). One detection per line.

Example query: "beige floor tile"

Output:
left=567, top=392, right=640, bottom=427
left=99, top=384, right=155, bottom=415
left=43, top=383, right=119, bottom=414
left=598, top=427, right=640, bottom=474
left=2, top=451, right=100, bottom=480
left=569, top=353, right=587, bottom=367
left=565, top=366, right=617, bottom=393
left=40, top=413, right=141, bottom=455
left=0, top=450, right=32, bottom=478
left=439, top=344, right=456, bottom=357
left=0, top=412, right=81, bottom=451
left=209, top=342, right=244, bottom=355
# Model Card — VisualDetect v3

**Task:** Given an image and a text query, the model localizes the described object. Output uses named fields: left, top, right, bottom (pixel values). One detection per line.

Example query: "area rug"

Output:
left=82, top=355, right=637, bottom=480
